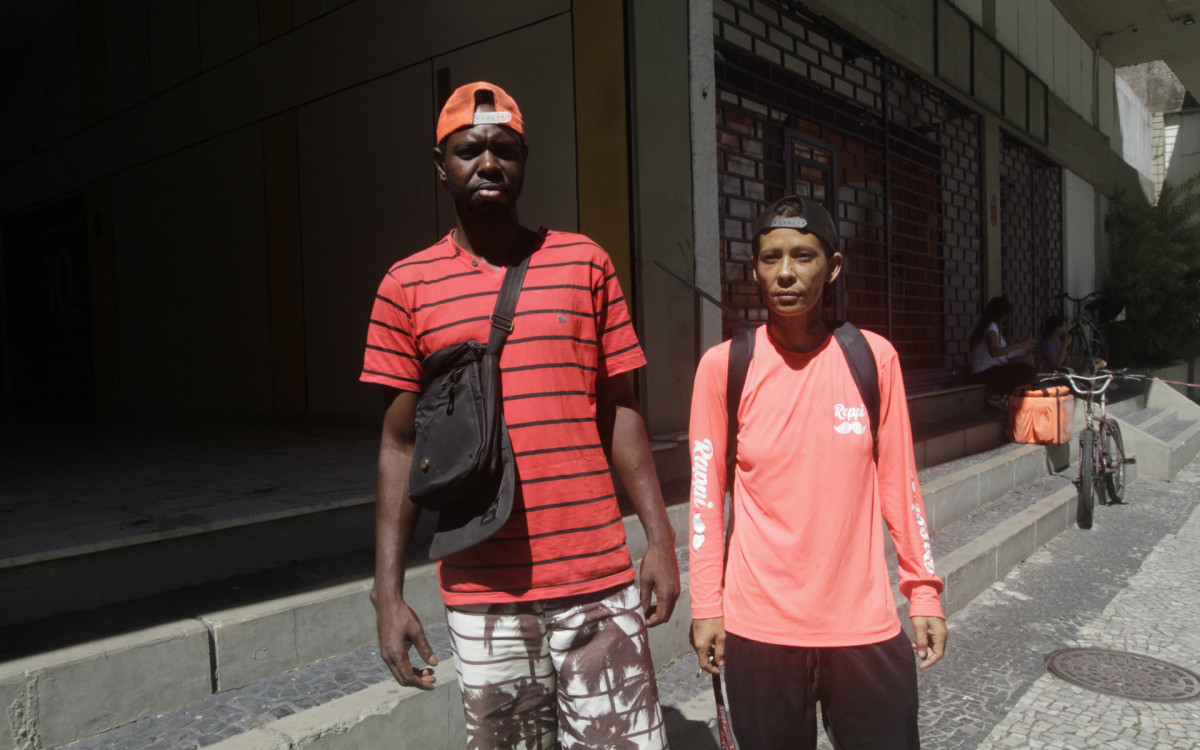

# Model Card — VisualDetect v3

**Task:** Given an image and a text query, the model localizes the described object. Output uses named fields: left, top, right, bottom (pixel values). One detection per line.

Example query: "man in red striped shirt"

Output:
left=361, top=81, right=679, bottom=749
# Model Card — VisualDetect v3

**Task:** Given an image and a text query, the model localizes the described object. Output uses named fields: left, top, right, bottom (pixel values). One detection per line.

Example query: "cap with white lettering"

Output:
left=752, top=195, right=839, bottom=255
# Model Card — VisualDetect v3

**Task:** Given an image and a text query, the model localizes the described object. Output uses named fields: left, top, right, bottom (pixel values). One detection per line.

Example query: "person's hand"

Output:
left=911, top=616, right=948, bottom=669
left=639, top=541, right=681, bottom=627
left=375, top=596, right=438, bottom=689
left=1063, top=332, right=1073, bottom=346
left=1019, top=337, right=1037, bottom=351
left=692, top=617, right=726, bottom=675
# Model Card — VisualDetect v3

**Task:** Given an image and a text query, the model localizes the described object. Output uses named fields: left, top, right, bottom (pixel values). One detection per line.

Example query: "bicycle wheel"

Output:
left=1078, top=428, right=1095, bottom=529
left=1104, top=421, right=1126, bottom=504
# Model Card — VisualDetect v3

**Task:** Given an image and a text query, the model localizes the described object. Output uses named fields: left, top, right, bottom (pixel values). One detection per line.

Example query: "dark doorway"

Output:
left=2, top=194, right=94, bottom=413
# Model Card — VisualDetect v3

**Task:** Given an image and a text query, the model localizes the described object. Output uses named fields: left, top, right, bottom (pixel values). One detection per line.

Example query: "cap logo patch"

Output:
left=769, top=217, right=808, bottom=229
left=473, top=110, right=513, bottom=126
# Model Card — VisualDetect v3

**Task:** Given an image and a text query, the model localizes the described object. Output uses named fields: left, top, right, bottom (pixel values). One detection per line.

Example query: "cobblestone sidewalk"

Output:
left=974, top=463, right=1200, bottom=749
left=656, top=459, right=1200, bottom=750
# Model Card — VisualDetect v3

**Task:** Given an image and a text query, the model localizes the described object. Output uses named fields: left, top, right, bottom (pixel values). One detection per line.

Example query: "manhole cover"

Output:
left=1044, top=648, right=1200, bottom=702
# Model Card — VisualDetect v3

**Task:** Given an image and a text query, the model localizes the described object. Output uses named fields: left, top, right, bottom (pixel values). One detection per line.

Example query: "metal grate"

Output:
left=714, top=0, right=983, bottom=386
left=1045, top=648, right=1200, bottom=702
left=1000, top=134, right=1064, bottom=342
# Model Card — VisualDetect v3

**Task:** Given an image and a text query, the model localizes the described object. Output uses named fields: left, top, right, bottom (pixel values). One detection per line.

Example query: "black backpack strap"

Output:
left=722, top=326, right=757, bottom=581
left=726, top=326, right=757, bottom=481
left=487, top=253, right=531, bottom=354
left=832, top=321, right=880, bottom=460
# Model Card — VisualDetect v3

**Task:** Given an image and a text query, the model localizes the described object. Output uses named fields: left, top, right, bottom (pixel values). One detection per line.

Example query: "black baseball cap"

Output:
left=752, top=195, right=839, bottom=255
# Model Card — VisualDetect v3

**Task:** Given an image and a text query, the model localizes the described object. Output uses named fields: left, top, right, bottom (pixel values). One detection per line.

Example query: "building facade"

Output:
left=0, top=0, right=1175, bottom=480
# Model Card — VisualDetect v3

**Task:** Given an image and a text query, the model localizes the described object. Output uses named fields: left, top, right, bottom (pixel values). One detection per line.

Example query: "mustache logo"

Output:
left=835, top=421, right=866, bottom=435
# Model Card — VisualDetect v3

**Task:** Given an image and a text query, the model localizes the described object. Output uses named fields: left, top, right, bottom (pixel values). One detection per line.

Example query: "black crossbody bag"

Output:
left=407, top=255, right=529, bottom=514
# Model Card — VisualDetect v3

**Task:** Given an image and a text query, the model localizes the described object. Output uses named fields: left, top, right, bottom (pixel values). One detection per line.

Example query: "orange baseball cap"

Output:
left=436, top=81, right=525, bottom=144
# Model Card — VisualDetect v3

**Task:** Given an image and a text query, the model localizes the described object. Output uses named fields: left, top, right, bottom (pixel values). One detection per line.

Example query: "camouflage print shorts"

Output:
left=446, top=583, right=668, bottom=750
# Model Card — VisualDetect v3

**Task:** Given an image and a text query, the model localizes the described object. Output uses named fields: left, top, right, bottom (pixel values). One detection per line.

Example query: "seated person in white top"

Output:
left=969, top=296, right=1035, bottom=404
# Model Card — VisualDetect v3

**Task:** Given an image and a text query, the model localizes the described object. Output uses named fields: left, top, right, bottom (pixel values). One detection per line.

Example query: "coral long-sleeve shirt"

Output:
left=688, top=326, right=944, bottom=647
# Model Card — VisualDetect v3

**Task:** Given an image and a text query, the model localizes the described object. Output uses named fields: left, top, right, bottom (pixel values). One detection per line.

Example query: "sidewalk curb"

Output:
left=938, top=484, right=1076, bottom=614
left=0, top=620, right=212, bottom=749
left=195, top=487, right=1084, bottom=750
left=203, top=662, right=463, bottom=750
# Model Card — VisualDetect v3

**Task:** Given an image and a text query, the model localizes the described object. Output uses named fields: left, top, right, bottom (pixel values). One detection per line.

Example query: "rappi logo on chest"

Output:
left=834, top=403, right=866, bottom=435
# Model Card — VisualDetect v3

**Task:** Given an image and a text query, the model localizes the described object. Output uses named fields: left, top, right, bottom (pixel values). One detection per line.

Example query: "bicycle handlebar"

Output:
left=1061, top=291, right=1103, bottom=305
left=1038, top=368, right=1145, bottom=398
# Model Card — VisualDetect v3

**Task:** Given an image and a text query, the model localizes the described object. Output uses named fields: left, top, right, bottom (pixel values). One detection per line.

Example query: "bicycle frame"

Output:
left=1042, top=369, right=1136, bottom=529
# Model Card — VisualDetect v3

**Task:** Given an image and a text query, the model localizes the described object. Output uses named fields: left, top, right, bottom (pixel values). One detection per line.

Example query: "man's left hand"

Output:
left=911, top=616, right=948, bottom=669
left=639, top=541, right=680, bottom=627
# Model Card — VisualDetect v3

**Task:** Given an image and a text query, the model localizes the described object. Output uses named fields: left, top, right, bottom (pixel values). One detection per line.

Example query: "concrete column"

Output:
left=573, top=0, right=633, bottom=298
left=626, top=0, right=696, bottom=445
left=689, top=0, right=721, bottom=355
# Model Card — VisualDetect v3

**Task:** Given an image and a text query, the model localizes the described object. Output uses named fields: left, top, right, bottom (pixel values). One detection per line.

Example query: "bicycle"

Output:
left=1041, top=368, right=1141, bottom=529
left=1061, top=292, right=1109, bottom=373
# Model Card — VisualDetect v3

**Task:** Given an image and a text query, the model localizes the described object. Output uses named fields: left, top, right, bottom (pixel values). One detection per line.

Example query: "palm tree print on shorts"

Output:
left=448, top=584, right=667, bottom=749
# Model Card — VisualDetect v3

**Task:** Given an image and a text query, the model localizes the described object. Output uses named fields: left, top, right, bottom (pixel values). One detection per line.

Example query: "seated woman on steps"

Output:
left=969, top=296, right=1037, bottom=407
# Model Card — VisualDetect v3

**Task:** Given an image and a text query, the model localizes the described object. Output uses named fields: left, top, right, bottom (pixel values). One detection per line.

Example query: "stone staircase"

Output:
left=4, top=380, right=1199, bottom=750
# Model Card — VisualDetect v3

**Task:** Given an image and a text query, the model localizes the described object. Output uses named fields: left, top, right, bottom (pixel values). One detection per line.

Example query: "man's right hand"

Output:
left=375, top=595, right=438, bottom=689
left=691, top=617, right=726, bottom=675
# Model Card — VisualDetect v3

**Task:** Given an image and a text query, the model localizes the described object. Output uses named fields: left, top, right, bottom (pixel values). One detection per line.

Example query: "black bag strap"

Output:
left=725, top=326, right=756, bottom=481
left=486, top=253, right=531, bottom=354
left=721, top=325, right=756, bottom=581
left=832, top=321, right=879, bottom=461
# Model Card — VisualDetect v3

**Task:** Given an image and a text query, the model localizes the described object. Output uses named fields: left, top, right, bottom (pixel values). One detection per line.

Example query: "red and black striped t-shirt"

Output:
left=361, top=229, right=646, bottom=604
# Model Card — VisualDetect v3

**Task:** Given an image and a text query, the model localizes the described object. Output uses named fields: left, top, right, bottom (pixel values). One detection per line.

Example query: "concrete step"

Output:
left=9, top=439, right=1072, bottom=750
left=908, top=384, right=1008, bottom=470
left=1, top=503, right=693, bottom=750
left=0, top=415, right=383, bottom=630
left=1112, top=379, right=1200, bottom=481
left=1, top=387, right=1001, bottom=631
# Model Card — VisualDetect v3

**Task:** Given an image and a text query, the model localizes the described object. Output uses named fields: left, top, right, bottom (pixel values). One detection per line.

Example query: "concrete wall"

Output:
left=1165, top=110, right=1200, bottom=189
left=294, top=67, right=437, bottom=419
left=806, top=0, right=936, bottom=76
left=628, top=0, right=698, bottom=441
left=995, top=0, right=1095, bottom=125
left=110, top=126, right=273, bottom=412
left=950, top=0, right=983, bottom=26
left=1117, top=74, right=1154, bottom=184
left=1063, top=169, right=1098, bottom=298
left=1, top=1, right=582, bottom=419
left=294, top=15, right=578, bottom=418
left=690, top=0, right=722, bottom=356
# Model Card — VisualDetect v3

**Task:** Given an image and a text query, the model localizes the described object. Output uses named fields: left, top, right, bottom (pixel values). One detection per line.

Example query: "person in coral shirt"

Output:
left=689, top=196, right=947, bottom=749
